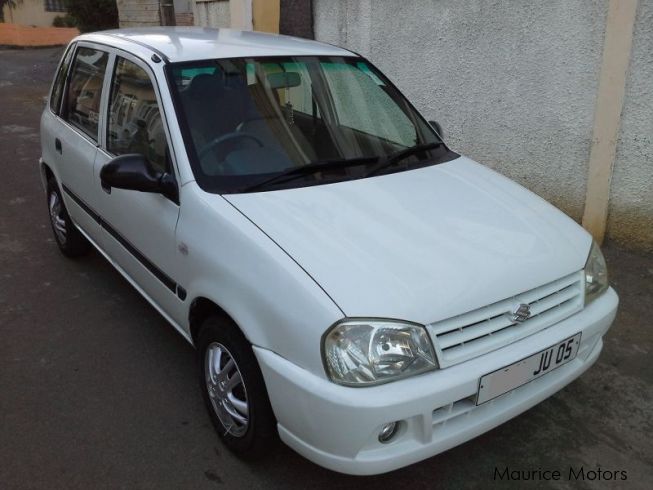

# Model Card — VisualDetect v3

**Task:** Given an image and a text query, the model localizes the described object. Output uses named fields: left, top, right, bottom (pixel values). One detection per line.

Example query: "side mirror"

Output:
left=428, top=120, right=444, bottom=139
left=100, top=154, right=177, bottom=202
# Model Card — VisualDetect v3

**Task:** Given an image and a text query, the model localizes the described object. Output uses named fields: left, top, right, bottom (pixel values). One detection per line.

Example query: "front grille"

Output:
left=426, top=271, right=584, bottom=367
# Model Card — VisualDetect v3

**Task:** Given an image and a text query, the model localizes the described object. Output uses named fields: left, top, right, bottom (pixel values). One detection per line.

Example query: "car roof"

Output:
left=78, top=27, right=355, bottom=63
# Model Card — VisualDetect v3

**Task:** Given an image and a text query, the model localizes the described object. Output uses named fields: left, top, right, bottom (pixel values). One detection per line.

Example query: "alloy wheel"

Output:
left=49, top=190, right=67, bottom=244
left=205, top=342, right=249, bottom=437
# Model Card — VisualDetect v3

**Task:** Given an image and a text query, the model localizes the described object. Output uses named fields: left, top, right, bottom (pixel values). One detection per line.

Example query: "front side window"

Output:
left=63, top=47, right=109, bottom=140
left=168, top=56, right=457, bottom=193
left=107, top=57, right=169, bottom=173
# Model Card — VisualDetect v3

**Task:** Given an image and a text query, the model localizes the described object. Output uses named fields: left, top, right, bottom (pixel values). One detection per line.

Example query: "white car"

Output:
left=40, top=27, right=618, bottom=475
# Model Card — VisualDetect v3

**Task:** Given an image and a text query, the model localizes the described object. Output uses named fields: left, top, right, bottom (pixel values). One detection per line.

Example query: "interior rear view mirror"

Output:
left=267, top=72, right=301, bottom=89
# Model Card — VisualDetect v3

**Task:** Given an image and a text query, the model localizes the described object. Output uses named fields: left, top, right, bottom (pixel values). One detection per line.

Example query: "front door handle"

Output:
left=55, top=138, right=62, bottom=154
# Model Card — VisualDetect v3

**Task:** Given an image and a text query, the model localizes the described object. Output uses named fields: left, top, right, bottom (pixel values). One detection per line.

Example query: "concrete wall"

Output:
left=315, top=0, right=606, bottom=221
left=174, top=0, right=194, bottom=25
left=608, top=0, right=653, bottom=251
left=2, top=0, right=61, bottom=27
left=118, top=0, right=161, bottom=27
left=193, top=0, right=230, bottom=28
left=174, top=0, right=193, bottom=13
left=314, top=0, right=652, bottom=252
left=280, top=0, right=313, bottom=39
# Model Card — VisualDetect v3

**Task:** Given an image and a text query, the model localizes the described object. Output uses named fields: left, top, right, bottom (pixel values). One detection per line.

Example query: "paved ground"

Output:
left=1, top=48, right=651, bottom=489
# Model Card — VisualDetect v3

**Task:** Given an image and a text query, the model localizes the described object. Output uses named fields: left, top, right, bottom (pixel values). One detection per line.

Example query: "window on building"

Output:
left=44, top=0, right=67, bottom=12
left=107, top=57, right=170, bottom=173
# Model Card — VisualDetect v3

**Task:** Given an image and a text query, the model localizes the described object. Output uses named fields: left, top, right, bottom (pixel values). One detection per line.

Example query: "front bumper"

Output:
left=254, top=287, right=618, bottom=475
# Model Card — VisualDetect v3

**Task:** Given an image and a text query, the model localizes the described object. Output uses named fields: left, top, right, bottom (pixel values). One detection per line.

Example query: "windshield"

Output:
left=168, top=56, right=458, bottom=193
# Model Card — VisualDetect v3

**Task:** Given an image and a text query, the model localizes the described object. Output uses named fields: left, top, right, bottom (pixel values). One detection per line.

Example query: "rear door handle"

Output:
left=55, top=138, right=62, bottom=154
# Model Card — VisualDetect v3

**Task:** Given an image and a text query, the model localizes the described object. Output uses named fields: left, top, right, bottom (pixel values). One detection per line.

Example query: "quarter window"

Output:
left=64, top=47, right=109, bottom=140
left=50, top=44, right=75, bottom=115
left=107, top=57, right=169, bottom=173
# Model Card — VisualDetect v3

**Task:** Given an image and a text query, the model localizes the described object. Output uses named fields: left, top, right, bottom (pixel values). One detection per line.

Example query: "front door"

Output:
left=55, top=44, right=110, bottom=243
left=94, top=53, right=185, bottom=326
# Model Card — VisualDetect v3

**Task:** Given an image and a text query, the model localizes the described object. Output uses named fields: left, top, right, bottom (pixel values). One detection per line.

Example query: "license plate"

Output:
left=476, top=332, right=582, bottom=405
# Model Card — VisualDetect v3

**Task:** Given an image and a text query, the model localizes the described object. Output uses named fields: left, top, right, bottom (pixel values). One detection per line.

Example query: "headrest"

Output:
left=224, top=71, right=247, bottom=89
left=188, top=74, right=224, bottom=99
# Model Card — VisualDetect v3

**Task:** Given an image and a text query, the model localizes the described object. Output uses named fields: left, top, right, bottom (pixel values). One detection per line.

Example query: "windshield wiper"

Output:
left=364, top=142, right=443, bottom=178
left=236, top=155, right=380, bottom=193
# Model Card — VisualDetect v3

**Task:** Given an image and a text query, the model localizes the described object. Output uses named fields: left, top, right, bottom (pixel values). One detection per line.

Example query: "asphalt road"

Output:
left=1, top=47, right=652, bottom=490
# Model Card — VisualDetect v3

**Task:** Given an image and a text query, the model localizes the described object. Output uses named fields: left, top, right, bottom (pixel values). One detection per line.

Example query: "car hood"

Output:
left=224, top=156, right=591, bottom=324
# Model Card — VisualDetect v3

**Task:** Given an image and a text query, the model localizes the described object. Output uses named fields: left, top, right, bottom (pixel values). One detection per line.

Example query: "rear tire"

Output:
left=46, top=177, right=90, bottom=258
left=197, top=316, right=278, bottom=459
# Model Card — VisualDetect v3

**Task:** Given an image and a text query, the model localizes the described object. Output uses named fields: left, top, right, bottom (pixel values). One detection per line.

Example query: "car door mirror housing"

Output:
left=100, top=154, right=177, bottom=202
left=428, top=120, right=443, bottom=139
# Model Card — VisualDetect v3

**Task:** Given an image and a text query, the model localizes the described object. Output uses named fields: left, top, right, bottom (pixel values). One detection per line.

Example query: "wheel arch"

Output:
left=40, top=160, right=56, bottom=188
left=189, top=296, right=243, bottom=346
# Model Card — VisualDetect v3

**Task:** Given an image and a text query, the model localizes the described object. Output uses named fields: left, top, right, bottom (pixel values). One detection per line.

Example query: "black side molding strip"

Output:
left=101, top=223, right=177, bottom=292
left=62, top=184, right=101, bottom=224
left=61, top=184, right=185, bottom=300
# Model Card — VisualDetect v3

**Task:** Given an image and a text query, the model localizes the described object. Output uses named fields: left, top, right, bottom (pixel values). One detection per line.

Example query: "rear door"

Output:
left=94, top=51, right=185, bottom=324
left=55, top=43, right=111, bottom=243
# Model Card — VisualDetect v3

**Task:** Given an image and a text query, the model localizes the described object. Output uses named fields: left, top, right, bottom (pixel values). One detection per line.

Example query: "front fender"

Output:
left=177, top=183, right=343, bottom=377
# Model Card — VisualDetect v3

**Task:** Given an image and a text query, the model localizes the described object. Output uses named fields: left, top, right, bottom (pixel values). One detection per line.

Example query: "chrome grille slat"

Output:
left=528, top=283, right=579, bottom=316
left=427, top=271, right=584, bottom=367
left=517, top=273, right=579, bottom=304
left=438, top=315, right=513, bottom=349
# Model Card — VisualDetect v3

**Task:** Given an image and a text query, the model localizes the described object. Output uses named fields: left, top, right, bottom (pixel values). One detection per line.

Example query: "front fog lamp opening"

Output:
left=378, top=421, right=400, bottom=443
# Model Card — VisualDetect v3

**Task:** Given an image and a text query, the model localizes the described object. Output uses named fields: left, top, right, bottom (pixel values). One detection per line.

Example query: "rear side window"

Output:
left=50, top=44, right=75, bottom=115
left=63, top=47, right=109, bottom=140
left=107, top=57, right=169, bottom=173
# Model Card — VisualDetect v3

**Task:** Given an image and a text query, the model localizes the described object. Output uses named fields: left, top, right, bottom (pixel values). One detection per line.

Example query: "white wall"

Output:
left=315, top=0, right=607, bottom=223
left=193, top=0, right=230, bottom=28
left=608, top=0, right=653, bottom=251
left=314, top=0, right=652, bottom=252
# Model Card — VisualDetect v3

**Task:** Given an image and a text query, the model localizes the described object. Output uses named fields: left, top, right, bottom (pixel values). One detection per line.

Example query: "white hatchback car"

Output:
left=40, top=28, right=618, bottom=475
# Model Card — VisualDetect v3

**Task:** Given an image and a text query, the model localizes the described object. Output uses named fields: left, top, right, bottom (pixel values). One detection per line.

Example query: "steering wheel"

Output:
left=198, top=132, right=264, bottom=160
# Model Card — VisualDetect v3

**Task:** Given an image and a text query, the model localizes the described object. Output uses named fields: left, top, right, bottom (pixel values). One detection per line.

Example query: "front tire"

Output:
left=197, top=316, right=277, bottom=459
left=46, top=178, right=89, bottom=258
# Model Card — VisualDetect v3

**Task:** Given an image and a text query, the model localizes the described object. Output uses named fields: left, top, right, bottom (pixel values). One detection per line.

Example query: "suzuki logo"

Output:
left=510, top=303, right=531, bottom=323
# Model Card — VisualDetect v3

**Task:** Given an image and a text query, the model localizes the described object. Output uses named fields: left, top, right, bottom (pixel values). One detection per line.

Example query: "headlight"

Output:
left=584, top=241, right=609, bottom=305
left=323, top=319, right=437, bottom=386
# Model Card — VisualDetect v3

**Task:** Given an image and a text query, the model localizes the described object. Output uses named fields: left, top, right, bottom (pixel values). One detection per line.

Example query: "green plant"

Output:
left=63, top=0, right=118, bottom=33
left=53, top=13, right=76, bottom=28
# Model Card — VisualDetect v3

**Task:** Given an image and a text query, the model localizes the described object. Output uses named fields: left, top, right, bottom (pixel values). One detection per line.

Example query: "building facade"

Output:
left=1, top=0, right=66, bottom=26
